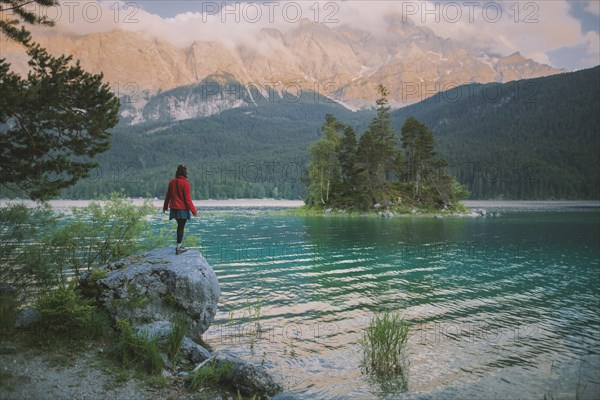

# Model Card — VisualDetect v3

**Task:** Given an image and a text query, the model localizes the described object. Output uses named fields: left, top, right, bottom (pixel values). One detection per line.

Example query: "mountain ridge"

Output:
left=1, top=15, right=563, bottom=117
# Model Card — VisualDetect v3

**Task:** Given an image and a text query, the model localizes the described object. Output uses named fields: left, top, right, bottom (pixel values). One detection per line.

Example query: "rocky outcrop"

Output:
left=78, top=248, right=282, bottom=396
left=81, top=248, right=220, bottom=341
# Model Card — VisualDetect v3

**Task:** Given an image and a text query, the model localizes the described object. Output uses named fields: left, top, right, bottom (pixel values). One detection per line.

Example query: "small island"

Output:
left=301, top=85, right=468, bottom=216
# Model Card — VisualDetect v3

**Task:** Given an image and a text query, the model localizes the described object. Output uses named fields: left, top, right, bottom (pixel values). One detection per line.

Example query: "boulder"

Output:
left=82, top=248, right=220, bottom=341
left=14, top=308, right=40, bottom=329
left=137, top=320, right=174, bottom=344
left=181, top=337, right=211, bottom=363
left=212, top=352, right=282, bottom=396
left=135, top=320, right=211, bottom=365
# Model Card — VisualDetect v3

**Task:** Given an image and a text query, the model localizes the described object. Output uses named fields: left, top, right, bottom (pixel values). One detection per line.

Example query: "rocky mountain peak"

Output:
left=2, top=16, right=565, bottom=121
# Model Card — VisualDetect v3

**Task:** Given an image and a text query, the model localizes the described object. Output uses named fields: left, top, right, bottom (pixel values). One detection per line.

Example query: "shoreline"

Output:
left=0, top=198, right=305, bottom=209
left=0, top=199, right=598, bottom=210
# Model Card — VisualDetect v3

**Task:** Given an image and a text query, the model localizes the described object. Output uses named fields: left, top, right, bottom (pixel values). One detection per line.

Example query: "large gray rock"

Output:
left=84, top=248, right=220, bottom=341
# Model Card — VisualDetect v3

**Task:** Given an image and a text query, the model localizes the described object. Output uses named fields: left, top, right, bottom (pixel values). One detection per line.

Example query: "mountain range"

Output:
left=1, top=15, right=563, bottom=122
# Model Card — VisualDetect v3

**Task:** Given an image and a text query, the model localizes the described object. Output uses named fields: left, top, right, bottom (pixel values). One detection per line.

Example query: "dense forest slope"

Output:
left=391, top=66, right=600, bottom=199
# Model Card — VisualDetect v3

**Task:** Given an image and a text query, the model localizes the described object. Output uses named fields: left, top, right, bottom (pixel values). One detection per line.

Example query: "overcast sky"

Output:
left=45, top=1, right=600, bottom=71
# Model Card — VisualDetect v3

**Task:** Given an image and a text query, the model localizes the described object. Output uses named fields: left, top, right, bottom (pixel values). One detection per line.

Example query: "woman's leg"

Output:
left=176, top=218, right=187, bottom=245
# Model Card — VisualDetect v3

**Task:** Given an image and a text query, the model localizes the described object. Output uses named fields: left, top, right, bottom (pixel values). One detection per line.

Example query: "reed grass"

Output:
left=361, top=311, right=410, bottom=377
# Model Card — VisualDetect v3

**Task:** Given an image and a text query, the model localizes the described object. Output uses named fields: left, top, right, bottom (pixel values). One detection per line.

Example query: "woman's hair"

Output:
left=175, top=164, right=188, bottom=178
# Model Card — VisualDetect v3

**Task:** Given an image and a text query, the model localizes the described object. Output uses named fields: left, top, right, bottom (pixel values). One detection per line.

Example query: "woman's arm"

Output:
left=183, top=180, right=198, bottom=216
left=163, top=181, right=172, bottom=212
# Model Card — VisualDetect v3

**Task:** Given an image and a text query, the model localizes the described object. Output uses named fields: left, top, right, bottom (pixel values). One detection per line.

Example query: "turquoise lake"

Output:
left=156, top=205, right=599, bottom=399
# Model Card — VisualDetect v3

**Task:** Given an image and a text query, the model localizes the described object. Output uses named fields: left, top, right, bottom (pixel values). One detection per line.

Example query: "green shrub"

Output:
left=34, top=286, right=109, bottom=342
left=361, top=311, right=410, bottom=377
left=0, top=203, right=62, bottom=295
left=188, top=359, right=232, bottom=390
left=78, top=268, right=109, bottom=302
left=50, top=194, right=155, bottom=279
left=1, top=195, right=157, bottom=302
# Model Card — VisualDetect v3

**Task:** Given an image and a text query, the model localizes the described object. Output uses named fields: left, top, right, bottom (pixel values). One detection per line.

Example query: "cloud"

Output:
left=404, top=1, right=589, bottom=66
left=581, top=30, right=600, bottom=67
left=34, top=0, right=598, bottom=69
left=585, top=1, right=600, bottom=16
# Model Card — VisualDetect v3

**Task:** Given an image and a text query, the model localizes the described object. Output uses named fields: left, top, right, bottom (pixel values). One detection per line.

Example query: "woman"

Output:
left=163, top=164, right=198, bottom=255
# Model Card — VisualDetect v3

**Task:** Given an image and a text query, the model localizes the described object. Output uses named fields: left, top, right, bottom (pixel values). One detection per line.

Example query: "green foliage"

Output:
left=162, top=293, right=179, bottom=308
left=0, top=203, right=64, bottom=295
left=0, top=286, right=18, bottom=340
left=49, top=194, right=155, bottom=278
left=111, top=315, right=189, bottom=375
left=355, top=85, right=399, bottom=199
left=1, top=1, right=119, bottom=200
left=1, top=196, right=156, bottom=304
left=189, top=359, right=233, bottom=390
left=78, top=269, right=109, bottom=301
left=113, top=319, right=164, bottom=375
left=303, top=114, right=344, bottom=206
left=361, top=311, right=410, bottom=378
left=34, top=286, right=109, bottom=341
left=0, top=1, right=58, bottom=45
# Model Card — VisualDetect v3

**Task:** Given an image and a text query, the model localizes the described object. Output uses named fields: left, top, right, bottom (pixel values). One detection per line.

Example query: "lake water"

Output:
left=161, top=204, right=600, bottom=399
left=162, top=204, right=598, bottom=398
left=3, top=199, right=596, bottom=398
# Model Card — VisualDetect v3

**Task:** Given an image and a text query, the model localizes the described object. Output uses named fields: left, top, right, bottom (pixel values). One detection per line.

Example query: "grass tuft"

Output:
left=166, top=313, right=188, bottom=363
left=361, top=311, right=410, bottom=377
left=112, top=319, right=164, bottom=375
left=188, top=359, right=232, bottom=390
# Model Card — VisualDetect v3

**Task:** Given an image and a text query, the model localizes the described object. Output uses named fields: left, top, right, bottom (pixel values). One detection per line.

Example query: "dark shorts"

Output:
left=169, top=209, right=191, bottom=220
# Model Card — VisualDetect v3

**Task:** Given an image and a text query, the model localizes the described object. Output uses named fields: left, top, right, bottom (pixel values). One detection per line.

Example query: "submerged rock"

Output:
left=81, top=248, right=220, bottom=341
left=472, top=208, right=487, bottom=217
left=378, top=210, right=394, bottom=218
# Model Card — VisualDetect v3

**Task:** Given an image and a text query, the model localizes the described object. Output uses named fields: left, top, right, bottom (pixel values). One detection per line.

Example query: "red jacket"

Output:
left=163, top=176, right=198, bottom=215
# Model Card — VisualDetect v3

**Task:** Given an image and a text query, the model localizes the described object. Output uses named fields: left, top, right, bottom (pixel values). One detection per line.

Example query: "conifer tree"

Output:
left=0, top=1, right=120, bottom=200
